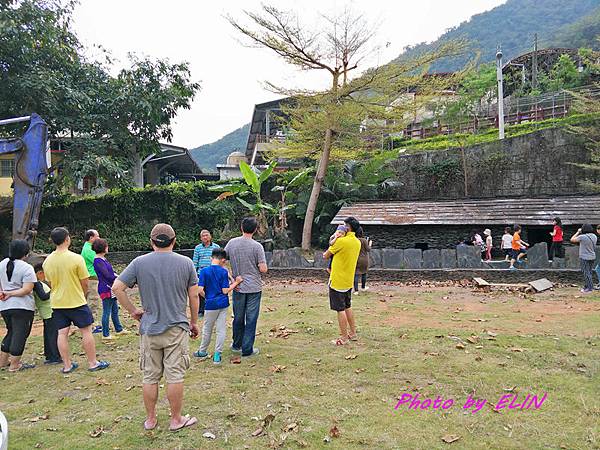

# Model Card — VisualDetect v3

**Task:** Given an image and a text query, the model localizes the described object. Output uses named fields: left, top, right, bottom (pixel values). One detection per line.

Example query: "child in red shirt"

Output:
left=549, top=217, right=564, bottom=262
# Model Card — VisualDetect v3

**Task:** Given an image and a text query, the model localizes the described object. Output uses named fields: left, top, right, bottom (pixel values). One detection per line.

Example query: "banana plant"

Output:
left=271, top=167, right=311, bottom=232
left=209, top=160, right=277, bottom=236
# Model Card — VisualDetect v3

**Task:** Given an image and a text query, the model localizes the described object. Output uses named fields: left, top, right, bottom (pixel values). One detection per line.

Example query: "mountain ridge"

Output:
left=190, top=123, right=250, bottom=171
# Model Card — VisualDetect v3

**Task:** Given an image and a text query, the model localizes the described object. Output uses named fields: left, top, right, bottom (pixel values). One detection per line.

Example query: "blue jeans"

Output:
left=232, top=291, right=261, bottom=356
left=101, top=297, right=123, bottom=337
left=595, top=264, right=600, bottom=286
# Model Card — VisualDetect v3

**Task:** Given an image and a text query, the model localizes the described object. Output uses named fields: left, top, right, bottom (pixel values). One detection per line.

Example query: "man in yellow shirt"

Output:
left=323, top=217, right=361, bottom=346
left=43, top=227, right=109, bottom=374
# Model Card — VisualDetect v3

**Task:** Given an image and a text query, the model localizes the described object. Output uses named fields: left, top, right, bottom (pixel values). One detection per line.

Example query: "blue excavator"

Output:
left=0, top=113, right=49, bottom=247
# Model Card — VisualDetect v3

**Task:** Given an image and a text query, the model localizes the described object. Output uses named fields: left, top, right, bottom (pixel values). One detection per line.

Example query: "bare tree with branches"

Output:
left=228, top=5, right=463, bottom=249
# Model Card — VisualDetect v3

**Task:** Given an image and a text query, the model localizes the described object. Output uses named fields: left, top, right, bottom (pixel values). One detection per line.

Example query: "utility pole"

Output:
left=532, top=33, right=538, bottom=90
left=496, top=46, right=505, bottom=140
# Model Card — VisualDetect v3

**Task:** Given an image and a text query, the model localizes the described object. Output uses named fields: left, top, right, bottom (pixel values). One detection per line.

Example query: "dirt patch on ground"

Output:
left=374, top=284, right=598, bottom=336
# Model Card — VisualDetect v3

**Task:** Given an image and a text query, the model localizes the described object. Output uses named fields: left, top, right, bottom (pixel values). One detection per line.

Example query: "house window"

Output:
left=0, top=159, right=15, bottom=178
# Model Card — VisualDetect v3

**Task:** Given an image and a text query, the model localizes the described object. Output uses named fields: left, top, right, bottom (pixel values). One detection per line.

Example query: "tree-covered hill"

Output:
left=190, top=123, right=250, bottom=170
left=395, top=0, right=600, bottom=71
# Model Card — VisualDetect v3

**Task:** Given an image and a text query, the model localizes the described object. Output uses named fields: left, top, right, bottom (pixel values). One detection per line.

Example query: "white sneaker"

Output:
left=362, top=286, right=369, bottom=291
left=354, top=291, right=360, bottom=295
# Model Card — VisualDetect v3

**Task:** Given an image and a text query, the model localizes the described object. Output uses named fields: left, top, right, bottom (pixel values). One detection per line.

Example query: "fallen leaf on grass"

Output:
left=24, top=414, right=49, bottom=422
left=95, top=378, right=110, bottom=386
left=283, top=422, right=298, bottom=433
left=355, top=368, right=366, bottom=373
left=203, top=432, right=216, bottom=439
left=488, top=402, right=502, bottom=413
left=230, top=356, right=241, bottom=364
left=455, top=343, right=465, bottom=350
left=470, top=318, right=488, bottom=322
left=252, top=413, right=275, bottom=437
left=503, top=386, right=517, bottom=392
left=329, top=425, right=340, bottom=438
left=270, top=365, right=286, bottom=373
left=510, top=348, right=525, bottom=353
left=345, top=354, right=357, bottom=360
left=466, top=336, right=479, bottom=344
left=89, top=427, right=104, bottom=438
left=569, top=351, right=578, bottom=356
left=45, top=427, right=58, bottom=432
left=325, top=320, right=333, bottom=325
left=441, top=434, right=461, bottom=444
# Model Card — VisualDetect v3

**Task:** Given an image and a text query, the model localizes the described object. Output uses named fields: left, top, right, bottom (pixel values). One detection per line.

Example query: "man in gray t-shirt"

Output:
left=225, top=217, right=268, bottom=357
left=570, top=224, right=598, bottom=293
left=113, top=223, right=199, bottom=432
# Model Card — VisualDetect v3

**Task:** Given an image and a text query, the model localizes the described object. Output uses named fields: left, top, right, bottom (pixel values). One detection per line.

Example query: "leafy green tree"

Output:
left=0, top=0, right=199, bottom=189
left=538, top=54, right=583, bottom=92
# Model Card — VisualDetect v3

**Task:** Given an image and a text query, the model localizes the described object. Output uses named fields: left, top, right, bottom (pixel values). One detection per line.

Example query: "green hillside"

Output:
left=395, top=0, right=600, bottom=71
left=190, top=123, right=250, bottom=170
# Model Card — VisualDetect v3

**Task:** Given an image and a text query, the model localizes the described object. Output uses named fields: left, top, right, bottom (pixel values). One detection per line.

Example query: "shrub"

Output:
left=36, top=182, right=241, bottom=253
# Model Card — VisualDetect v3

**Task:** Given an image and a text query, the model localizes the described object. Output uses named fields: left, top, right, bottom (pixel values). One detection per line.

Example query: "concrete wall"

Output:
left=108, top=243, right=599, bottom=271
left=0, top=178, right=11, bottom=196
left=387, top=128, right=597, bottom=200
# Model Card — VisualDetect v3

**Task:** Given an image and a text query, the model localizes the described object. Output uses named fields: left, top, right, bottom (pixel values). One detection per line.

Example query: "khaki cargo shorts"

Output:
left=139, top=326, right=190, bottom=384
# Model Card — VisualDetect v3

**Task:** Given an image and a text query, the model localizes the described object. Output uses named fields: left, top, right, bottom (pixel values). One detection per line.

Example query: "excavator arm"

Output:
left=0, top=113, right=49, bottom=246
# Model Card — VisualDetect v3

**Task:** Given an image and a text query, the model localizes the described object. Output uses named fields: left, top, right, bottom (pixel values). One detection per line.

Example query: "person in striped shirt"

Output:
left=192, top=230, right=220, bottom=317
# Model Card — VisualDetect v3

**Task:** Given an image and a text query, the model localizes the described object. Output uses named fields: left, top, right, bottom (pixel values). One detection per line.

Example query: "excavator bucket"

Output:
left=0, top=113, right=49, bottom=246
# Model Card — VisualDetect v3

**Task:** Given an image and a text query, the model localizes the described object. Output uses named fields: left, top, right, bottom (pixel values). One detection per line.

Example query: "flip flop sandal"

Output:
left=348, top=334, right=358, bottom=341
left=331, top=338, right=349, bottom=346
left=169, top=415, right=198, bottom=432
left=8, top=362, right=36, bottom=372
left=144, top=418, right=158, bottom=431
left=61, top=362, right=79, bottom=374
left=88, top=360, right=110, bottom=372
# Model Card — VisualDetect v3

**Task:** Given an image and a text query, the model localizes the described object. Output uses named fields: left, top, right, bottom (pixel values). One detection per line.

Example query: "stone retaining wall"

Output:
left=108, top=242, right=599, bottom=272
left=387, top=128, right=597, bottom=200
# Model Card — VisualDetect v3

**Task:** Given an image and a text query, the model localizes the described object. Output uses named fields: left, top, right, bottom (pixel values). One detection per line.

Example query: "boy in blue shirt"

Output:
left=193, top=249, right=242, bottom=364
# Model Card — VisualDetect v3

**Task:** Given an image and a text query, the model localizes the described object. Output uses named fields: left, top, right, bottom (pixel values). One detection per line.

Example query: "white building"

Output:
left=216, top=151, right=246, bottom=180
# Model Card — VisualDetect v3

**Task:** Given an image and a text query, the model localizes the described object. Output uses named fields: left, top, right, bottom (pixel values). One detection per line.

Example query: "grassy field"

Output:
left=1, top=280, right=599, bottom=449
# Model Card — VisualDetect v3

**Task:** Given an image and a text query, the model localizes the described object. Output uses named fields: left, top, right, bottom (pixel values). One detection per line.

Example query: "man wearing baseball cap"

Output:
left=112, top=223, right=200, bottom=432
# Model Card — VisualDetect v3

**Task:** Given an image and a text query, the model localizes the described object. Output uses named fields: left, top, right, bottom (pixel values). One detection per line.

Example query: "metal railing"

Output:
left=401, top=86, right=600, bottom=140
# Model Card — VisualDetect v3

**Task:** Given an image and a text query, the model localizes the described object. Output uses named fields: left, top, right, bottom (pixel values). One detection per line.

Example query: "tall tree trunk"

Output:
left=301, top=127, right=333, bottom=250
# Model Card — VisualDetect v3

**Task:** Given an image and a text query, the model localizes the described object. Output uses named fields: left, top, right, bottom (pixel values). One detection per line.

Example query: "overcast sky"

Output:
left=72, top=0, right=505, bottom=149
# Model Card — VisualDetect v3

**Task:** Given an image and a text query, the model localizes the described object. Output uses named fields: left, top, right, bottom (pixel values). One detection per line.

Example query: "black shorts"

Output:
left=510, top=248, right=526, bottom=259
left=52, top=305, right=94, bottom=330
left=329, top=288, right=352, bottom=312
left=503, top=249, right=512, bottom=257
